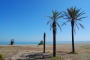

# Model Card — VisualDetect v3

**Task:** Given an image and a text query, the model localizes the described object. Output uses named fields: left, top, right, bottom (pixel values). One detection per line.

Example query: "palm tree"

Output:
left=47, top=10, right=63, bottom=57
left=62, top=7, right=86, bottom=53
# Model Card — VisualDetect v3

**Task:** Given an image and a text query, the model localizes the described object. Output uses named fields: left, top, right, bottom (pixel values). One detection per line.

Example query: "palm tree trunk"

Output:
left=43, top=33, right=46, bottom=53
left=53, top=28, right=56, bottom=57
left=71, top=21, right=75, bottom=53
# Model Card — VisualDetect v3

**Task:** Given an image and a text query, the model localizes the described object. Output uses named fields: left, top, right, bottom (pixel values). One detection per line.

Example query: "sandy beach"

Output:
left=0, top=43, right=90, bottom=60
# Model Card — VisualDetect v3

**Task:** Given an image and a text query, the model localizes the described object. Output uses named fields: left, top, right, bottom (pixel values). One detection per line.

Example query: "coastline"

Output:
left=0, top=41, right=90, bottom=45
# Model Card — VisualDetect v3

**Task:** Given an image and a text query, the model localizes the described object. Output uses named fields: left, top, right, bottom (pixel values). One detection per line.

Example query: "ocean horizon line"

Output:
left=0, top=41, right=90, bottom=45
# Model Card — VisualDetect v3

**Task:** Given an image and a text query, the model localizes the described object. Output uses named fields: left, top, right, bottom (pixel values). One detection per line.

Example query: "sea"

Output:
left=0, top=41, right=90, bottom=45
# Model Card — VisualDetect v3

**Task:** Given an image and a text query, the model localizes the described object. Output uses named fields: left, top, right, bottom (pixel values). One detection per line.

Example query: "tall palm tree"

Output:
left=47, top=10, right=63, bottom=57
left=62, top=7, right=86, bottom=53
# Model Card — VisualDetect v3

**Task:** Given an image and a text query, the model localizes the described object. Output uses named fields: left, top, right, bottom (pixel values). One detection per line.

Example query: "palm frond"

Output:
left=63, top=11, right=70, bottom=18
left=61, top=20, right=71, bottom=26
left=56, top=16, right=63, bottom=20
left=75, top=11, right=85, bottom=19
left=56, top=12, right=62, bottom=17
left=75, top=20, right=82, bottom=21
left=78, top=23, right=85, bottom=29
left=50, top=22, right=53, bottom=31
left=47, top=20, right=53, bottom=25
left=75, top=22, right=79, bottom=30
left=56, top=22, right=62, bottom=31
left=56, top=12, right=63, bottom=19
left=76, top=17, right=86, bottom=20
left=47, top=16, right=53, bottom=20
left=59, top=21, right=65, bottom=24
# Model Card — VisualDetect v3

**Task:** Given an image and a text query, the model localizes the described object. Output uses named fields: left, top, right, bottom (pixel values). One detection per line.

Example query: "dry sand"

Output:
left=0, top=43, right=90, bottom=60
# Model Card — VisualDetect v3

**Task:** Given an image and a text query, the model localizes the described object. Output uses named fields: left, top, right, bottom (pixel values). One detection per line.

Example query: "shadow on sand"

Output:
left=16, top=52, right=52, bottom=60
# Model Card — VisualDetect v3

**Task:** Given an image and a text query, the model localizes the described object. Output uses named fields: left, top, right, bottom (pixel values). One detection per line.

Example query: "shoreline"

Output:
left=0, top=41, right=90, bottom=45
left=0, top=42, right=90, bottom=46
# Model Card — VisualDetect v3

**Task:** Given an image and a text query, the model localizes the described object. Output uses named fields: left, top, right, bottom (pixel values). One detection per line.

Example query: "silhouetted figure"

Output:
left=10, top=39, right=14, bottom=45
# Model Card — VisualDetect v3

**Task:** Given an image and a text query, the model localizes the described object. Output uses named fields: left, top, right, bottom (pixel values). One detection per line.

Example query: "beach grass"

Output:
left=68, top=52, right=78, bottom=54
left=48, top=56, right=62, bottom=60
left=0, top=54, right=5, bottom=60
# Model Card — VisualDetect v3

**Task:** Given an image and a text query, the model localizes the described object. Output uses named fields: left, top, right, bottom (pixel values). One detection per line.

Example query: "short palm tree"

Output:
left=43, top=32, right=46, bottom=53
left=47, top=10, right=63, bottom=57
left=62, top=7, right=86, bottom=53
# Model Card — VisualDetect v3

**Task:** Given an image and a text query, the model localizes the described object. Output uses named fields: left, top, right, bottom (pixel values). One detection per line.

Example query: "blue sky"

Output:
left=0, top=0, right=90, bottom=42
